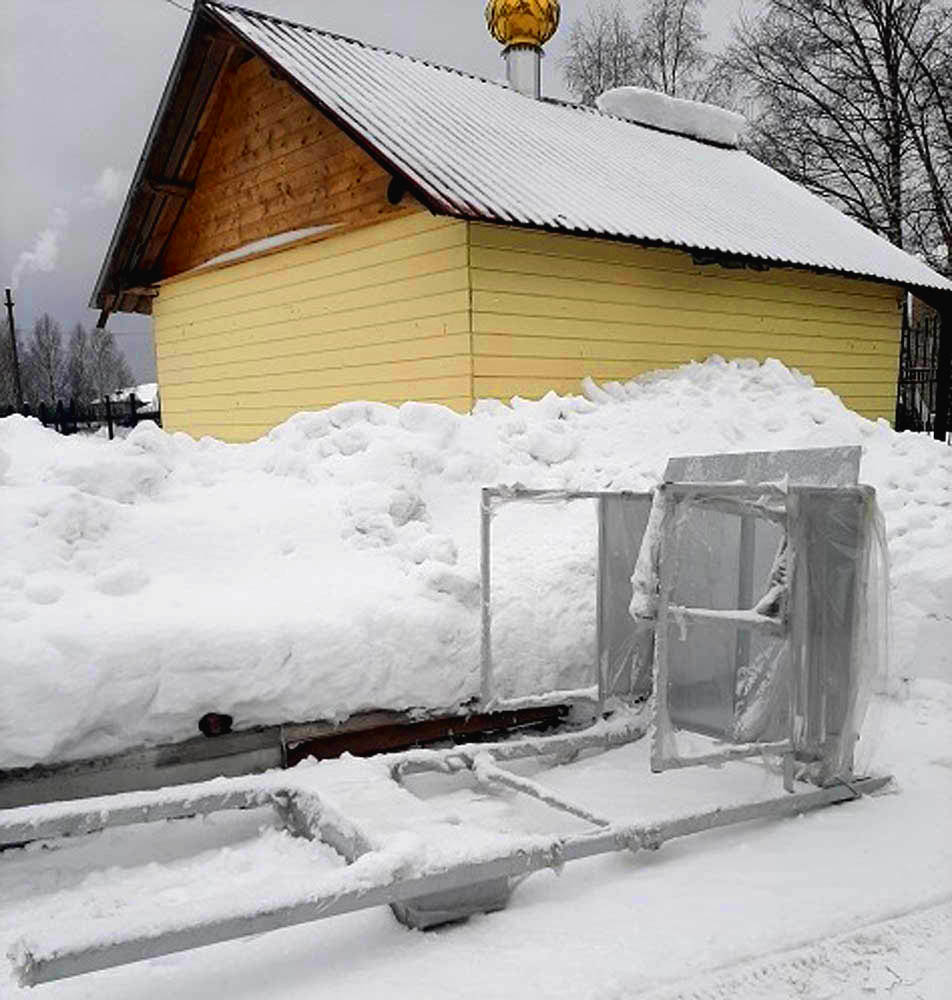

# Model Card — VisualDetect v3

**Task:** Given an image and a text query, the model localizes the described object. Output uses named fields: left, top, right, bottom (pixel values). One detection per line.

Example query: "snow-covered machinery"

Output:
left=1, top=448, right=892, bottom=987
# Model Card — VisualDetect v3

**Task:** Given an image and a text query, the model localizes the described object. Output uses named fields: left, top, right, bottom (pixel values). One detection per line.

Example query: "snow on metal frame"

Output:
left=4, top=718, right=891, bottom=988
left=203, top=3, right=952, bottom=293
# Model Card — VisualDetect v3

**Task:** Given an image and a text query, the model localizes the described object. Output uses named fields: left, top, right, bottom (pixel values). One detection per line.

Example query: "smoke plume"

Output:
left=10, top=208, right=69, bottom=291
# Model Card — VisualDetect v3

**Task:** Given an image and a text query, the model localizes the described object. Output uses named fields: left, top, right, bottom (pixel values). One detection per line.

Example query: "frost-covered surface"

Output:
left=596, top=87, right=746, bottom=147
left=1, top=682, right=950, bottom=997
left=1, top=358, right=951, bottom=768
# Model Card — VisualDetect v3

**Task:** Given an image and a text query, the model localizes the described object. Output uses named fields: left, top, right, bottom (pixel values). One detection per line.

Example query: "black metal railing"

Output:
left=0, top=394, right=161, bottom=439
left=895, top=314, right=950, bottom=442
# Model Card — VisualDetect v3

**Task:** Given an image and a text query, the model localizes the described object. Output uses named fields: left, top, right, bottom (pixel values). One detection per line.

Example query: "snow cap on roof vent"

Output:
left=596, top=87, right=746, bottom=148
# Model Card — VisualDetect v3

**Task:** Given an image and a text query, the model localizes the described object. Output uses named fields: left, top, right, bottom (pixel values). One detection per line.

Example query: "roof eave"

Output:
left=90, top=6, right=205, bottom=316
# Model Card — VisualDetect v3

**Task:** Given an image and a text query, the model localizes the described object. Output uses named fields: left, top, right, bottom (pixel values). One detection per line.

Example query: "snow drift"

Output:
left=1, top=358, right=950, bottom=769
left=596, top=86, right=747, bottom=147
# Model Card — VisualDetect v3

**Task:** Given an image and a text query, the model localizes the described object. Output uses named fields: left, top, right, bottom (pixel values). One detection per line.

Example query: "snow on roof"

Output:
left=596, top=87, right=747, bottom=148
left=205, top=2, right=951, bottom=293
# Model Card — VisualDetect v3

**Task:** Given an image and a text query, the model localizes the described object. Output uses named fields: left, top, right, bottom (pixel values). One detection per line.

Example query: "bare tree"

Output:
left=562, top=0, right=733, bottom=106
left=636, top=0, right=726, bottom=101
left=723, top=0, right=951, bottom=273
left=895, top=2, right=952, bottom=273
left=25, top=314, right=66, bottom=403
left=562, top=1, right=639, bottom=106
left=66, top=323, right=95, bottom=404
left=88, top=326, right=133, bottom=400
left=0, top=319, right=25, bottom=411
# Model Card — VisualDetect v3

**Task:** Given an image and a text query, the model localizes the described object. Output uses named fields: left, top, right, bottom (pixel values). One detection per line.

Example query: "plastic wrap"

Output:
left=787, top=487, right=890, bottom=783
left=644, top=482, right=889, bottom=785
left=598, top=493, right=654, bottom=700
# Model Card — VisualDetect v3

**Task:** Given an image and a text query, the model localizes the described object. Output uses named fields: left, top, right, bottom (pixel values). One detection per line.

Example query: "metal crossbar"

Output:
left=3, top=718, right=890, bottom=987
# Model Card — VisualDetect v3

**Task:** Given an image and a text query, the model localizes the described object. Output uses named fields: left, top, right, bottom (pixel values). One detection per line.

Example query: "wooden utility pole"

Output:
left=3, top=288, right=24, bottom=412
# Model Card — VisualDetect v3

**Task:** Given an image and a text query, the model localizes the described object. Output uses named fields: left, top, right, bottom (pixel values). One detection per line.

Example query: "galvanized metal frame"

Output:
left=3, top=715, right=890, bottom=987
left=480, top=486, right=652, bottom=712
left=650, top=482, right=797, bottom=782
left=3, top=477, right=893, bottom=986
left=650, top=481, right=879, bottom=792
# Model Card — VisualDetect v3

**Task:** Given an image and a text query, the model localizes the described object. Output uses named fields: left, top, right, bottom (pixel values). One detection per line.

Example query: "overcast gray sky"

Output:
left=2, top=0, right=747, bottom=381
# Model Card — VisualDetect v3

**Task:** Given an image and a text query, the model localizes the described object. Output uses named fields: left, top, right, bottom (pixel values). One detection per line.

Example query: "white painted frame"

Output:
left=479, top=486, right=653, bottom=712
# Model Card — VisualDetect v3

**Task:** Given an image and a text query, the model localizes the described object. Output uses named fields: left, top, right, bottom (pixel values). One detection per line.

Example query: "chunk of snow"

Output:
left=596, top=87, right=747, bottom=148
left=94, top=561, right=150, bottom=597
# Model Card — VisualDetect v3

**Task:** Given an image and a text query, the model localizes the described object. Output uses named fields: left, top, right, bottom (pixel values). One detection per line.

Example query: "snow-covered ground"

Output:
left=1, top=681, right=949, bottom=998
left=1, top=357, right=951, bottom=768
left=2, top=356, right=951, bottom=996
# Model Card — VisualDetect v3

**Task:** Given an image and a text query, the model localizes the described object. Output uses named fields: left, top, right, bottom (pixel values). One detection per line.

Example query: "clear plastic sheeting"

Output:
left=787, top=487, right=891, bottom=782
left=648, top=483, right=890, bottom=786
left=598, top=493, right=654, bottom=701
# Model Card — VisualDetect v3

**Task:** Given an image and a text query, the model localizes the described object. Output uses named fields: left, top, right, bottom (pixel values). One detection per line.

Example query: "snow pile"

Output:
left=1, top=357, right=950, bottom=768
left=596, top=86, right=747, bottom=147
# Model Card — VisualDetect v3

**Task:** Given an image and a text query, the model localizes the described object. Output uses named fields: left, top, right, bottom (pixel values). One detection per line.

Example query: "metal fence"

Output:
left=0, top=393, right=161, bottom=440
left=895, top=313, right=950, bottom=442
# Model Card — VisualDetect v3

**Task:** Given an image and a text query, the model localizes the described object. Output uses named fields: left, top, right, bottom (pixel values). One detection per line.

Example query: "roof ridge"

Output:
left=208, top=4, right=744, bottom=151
left=204, top=1, right=511, bottom=92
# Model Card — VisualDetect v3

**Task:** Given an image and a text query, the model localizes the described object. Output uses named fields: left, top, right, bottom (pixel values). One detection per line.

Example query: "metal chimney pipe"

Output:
left=504, top=44, right=542, bottom=100
left=486, top=0, right=560, bottom=100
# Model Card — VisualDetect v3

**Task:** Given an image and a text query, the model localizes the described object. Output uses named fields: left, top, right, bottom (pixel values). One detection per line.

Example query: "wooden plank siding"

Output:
left=159, top=54, right=418, bottom=277
left=153, top=214, right=472, bottom=440
left=469, top=224, right=904, bottom=422
left=151, top=72, right=905, bottom=446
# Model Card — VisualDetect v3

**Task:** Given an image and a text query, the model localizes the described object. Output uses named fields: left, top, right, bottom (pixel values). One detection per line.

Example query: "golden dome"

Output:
left=485, top=0, right=560, bottom=49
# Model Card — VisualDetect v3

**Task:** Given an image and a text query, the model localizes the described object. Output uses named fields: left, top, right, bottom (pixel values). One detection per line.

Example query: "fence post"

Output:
left=935, top=305, right=950, bottom=443
left=105, top=396, right=114, bottom=441
left=129, top=393, right=138, bottom=428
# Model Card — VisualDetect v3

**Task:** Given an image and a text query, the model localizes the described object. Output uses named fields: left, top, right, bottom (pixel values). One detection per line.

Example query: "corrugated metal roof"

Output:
left=201, top=4, right=948, bottom=293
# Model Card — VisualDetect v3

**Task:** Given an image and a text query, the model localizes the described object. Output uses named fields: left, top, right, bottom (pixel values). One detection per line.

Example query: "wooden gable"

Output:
left=159, top=54, right=422, bottom=279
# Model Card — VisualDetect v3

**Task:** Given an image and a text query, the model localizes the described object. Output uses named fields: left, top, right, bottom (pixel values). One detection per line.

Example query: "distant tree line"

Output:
left=562, top=0, right=952, bottom=276
left=0, top=314, right=133, bottom=411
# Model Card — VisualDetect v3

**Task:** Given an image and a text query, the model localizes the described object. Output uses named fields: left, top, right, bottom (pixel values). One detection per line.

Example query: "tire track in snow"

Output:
left=633, top=899, right=952, bottom=1000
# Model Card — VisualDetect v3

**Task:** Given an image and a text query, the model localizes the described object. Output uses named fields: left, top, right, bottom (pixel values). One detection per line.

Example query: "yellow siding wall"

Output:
left=153, top=214, right=472, bottom=441
left=154, top=216, right=905, bottom=442
left=470, top=224, right=903, bottom=422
